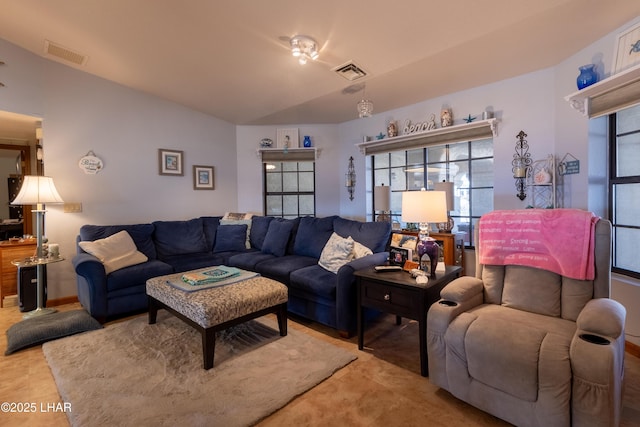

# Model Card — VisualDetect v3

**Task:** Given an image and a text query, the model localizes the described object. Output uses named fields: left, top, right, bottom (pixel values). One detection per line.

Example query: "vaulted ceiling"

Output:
left=1, top=1, right=640, bottom=126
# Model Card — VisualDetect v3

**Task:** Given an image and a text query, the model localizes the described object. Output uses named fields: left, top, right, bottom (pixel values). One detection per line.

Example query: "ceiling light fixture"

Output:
left=357, top=85, right=373, bottom=118
left=290, top=35, right=319, bottom=65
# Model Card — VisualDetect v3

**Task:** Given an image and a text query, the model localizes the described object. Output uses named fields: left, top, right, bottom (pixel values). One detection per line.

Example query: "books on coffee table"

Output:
left=181, top=266, right=241, bottom=286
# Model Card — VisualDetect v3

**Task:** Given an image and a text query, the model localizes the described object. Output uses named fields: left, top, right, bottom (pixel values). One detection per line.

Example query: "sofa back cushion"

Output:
left=250, top=216, right=274, bottom=250
left=293, top=216, right=337, bottom=258
left=153, top=218, right=208, bottom=258
left=214, top=224, right=248, bottom=252
left=79, top=224, right=157, bottom=259
left=201, top=216, right=222, bottom=250
left=333, top=217, right=391, bottom=254
left=501, top=265, right=562, bottom=317
left=262, top=219, right=295, bottom=257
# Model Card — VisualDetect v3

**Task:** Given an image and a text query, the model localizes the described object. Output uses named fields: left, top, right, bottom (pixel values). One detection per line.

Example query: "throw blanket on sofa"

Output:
left=478, top=209, right=599, bottom=280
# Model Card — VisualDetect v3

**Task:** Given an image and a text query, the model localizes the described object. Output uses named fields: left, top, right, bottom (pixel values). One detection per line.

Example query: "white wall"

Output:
left=0, top=38, right=238, bottom=300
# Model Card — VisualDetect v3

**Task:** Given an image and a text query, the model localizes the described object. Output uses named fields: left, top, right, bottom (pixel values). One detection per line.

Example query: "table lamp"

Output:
left=401, top=189, right=448, bottom=276
left=11, top=176, right=64, bottom=318
left=374, top=184, right=391, bottom=222
left=434, top=181, right=455, bottom=232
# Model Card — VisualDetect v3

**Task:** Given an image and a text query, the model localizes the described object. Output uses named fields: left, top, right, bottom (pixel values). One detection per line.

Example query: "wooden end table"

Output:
left=355, top=265, right=462, bottom=377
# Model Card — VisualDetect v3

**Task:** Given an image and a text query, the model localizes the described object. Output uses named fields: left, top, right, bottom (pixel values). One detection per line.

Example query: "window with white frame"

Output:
left=371, top=139, right=494, bottom=247
left=609, top=104, right=640, bottom=278
left=264, top=161, right=315, bottom=218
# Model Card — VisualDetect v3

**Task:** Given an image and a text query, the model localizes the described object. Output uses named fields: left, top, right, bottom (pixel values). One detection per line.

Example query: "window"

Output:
left=371, top=139, right=493, bottom=247
left=609, top=104, right=640, bottom=278
left=264, top=161, right=315, bottom=218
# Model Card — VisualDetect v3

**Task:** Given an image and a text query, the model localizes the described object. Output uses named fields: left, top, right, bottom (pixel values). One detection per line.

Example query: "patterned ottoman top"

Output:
left=146, top=268, right=288, bottom=328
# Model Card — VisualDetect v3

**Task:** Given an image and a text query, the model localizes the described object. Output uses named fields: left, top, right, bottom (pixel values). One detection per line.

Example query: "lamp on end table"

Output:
left=401, top=189, right=448, bottom=276
left=11, top=176, right=64, bottom=318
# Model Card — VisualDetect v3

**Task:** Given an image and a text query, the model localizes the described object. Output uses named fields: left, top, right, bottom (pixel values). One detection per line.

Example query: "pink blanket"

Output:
left=478, top=209, right=599, bottom=280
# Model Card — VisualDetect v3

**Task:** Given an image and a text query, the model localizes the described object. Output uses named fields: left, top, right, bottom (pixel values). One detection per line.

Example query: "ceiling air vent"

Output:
left=332, top=61, right=367, bottom=81
left=44, top=40, right=88, bottom=66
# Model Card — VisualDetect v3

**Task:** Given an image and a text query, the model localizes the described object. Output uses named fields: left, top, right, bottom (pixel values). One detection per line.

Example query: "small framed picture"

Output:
left=158, top=149, right=184, bottom=176
left=390, top=232, right=418, bottom=250
left=193, top=165, right=214, bottom=190
left=389, top=246, right=412, bottom=266
left=612, top=21, right=640, bottom=74
left=276, top=128, right=299, bottom=149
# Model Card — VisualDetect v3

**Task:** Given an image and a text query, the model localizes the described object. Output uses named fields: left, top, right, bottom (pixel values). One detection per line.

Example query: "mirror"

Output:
left=0, top=110, right=42, bottom=238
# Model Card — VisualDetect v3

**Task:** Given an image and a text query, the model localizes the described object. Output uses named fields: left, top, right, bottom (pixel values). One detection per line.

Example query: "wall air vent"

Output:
left=44, top=40, right=88, bottom=66
left=332, top=61, right=367, bottom=81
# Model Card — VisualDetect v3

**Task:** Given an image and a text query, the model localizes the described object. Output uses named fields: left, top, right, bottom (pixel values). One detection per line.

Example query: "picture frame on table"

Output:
left=193, top=165, right=214, bottom=190
left=390, top=232, right=418, bottom=250
left=158, top=149, right=184, bottom=176
left=612, top=21, right=640, bottom=74
left=389, top=246, right=412, bottom=267
left=276, top=128, right=299, bottom=149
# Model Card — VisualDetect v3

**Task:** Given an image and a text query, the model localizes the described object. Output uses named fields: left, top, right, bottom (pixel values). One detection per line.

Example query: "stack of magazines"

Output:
left=181, top=266, right=241, bottom=286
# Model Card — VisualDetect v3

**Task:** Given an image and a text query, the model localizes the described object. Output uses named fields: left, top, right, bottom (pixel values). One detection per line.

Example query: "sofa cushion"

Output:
left=220, top=219, right=252, bottom=249
left=78, top=230, right=148, bottom=274
left=262, top=219, right=294, bottom=257
left=293, top=216, right=337, bottom=258
left=214, top=224, right=248, bottom=252
left=106, top=259, right=173, bottom=292
left=318, top=232, right=354, bottom=274
left=249, top=216, right=274, bottom=250
left=159, top=252, right=227, bottom=273
left=290, top=265, right=337, bottom=298
left=228, top=251, right=274, bottom=270
left=79, top=224, right=157, bottom=259
left=333, top=217, right=391, bottom=253
left=201, top=216, right=222, bottom=251
left=153, top=218, right=208, bottom=258
left=253, top=255, right=317, bottom=284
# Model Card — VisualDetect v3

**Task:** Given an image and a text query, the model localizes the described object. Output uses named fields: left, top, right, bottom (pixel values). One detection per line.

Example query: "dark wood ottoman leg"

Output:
left=148, top=296, right=159, bottom=324
left=276, top=303, right=288, bottom=336
left=203, top=327, right=216, bottom=370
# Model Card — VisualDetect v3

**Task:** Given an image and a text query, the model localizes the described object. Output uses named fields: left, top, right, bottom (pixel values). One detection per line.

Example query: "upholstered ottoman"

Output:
left=146, top=269, right=288, bottom=369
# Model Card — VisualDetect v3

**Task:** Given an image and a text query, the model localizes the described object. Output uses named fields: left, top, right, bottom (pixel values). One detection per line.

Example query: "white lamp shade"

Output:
left=374, top=185, right=391, bottom=211
left=11, top=175, right=64, bottom=205
left=401, top=190, right=448, bottom=223
left=434, top=181, right=454, bottom=211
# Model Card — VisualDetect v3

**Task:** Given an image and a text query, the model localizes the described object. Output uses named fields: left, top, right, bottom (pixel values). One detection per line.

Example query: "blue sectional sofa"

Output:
left=73, top=215, right=391, bottom=336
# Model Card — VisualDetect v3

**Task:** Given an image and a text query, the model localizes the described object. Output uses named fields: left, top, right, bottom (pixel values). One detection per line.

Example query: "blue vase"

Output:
left=303, top=135, right=311, bottom=147
left=577, top=64, right=598, bottom=90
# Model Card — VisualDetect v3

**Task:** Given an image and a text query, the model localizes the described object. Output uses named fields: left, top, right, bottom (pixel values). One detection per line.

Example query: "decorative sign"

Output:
left=79, top=151, right=104, bottom=174
left=558, top=153, right=580, bottom=176
left=402, top=113, right=437, bottom=135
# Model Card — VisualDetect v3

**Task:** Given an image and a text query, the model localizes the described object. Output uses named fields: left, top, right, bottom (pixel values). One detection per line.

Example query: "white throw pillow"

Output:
left=319, top=233, right=354, bottom=274
left=352, top=240, right=373, bottom=259
left=79, top=230, right=148, bottom=274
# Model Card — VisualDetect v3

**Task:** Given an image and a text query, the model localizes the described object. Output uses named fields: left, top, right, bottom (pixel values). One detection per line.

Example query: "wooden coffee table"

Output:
left=146, top=268, right=288, bottom=369
left=355, top=265, right=461, bottom=376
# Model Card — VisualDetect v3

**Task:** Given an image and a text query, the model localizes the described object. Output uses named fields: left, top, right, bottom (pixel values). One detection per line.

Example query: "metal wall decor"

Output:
left=346, top=156, right=356, bottom=201
left=512, top=130, right=532, bottom=200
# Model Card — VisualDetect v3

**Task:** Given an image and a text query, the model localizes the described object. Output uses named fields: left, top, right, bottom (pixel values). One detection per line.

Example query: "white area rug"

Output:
left=43, top=312, right=356, bottom=427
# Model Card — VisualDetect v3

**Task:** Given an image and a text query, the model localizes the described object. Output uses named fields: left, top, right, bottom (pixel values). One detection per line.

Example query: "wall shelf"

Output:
left=256, top=147, right=321, bottom=162
left=565, top=62, right=640, bottom=118
left=356, top=118, right=498, bottom=156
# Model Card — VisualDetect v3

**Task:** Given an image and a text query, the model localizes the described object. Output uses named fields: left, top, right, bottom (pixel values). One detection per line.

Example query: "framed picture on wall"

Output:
left=612, top=21, right=640, bottom=74
left=193, top=165, right=214, bottom=190
left=158, top=149, right=184, bottom=176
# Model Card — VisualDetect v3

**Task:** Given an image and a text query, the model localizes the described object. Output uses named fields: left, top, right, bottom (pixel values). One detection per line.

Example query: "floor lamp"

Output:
left=11, top=176, right=64, bottom=318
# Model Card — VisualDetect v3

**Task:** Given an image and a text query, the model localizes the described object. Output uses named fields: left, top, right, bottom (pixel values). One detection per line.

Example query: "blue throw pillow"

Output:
left=261, top=219, right=294, bottom=257
left=213, top=224, right=248, bottom=252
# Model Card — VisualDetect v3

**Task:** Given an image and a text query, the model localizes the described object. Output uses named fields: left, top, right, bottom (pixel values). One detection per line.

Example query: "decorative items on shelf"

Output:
left=303, top=135, right=312, bottom=147
left=512, top=130, right=532, bottom=201
left=576, top=64, right=599, bottom=89
left=464, top=114, right=476, bottom=123
left=386, top=121, right=397, bottom=138
left=441, top=108, right=453, bottom=127
left=260, top=138, right=273, bottom=148
left=346, top=156, right=356, bottom=201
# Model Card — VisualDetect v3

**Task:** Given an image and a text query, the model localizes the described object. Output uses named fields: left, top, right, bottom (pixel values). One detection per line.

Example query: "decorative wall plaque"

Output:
left=79, top=150, right=104, bottom=174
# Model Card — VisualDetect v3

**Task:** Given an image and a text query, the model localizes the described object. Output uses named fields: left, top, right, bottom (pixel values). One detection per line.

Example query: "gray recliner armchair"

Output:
left=427, top=215, right=626, bottom=427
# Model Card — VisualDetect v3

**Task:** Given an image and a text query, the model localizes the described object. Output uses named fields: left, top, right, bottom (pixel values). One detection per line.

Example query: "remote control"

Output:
left=374, top=265, right=402, bottom=272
